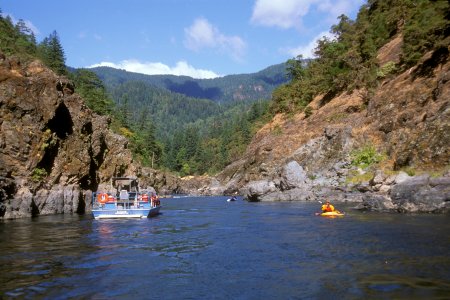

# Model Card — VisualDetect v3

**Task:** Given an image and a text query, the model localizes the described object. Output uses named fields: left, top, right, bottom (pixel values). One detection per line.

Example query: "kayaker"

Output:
left=321, top=200, right=335, bottom=213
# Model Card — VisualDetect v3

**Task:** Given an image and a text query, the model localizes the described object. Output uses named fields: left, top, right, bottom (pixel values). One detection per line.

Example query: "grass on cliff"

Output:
left=345, top=171, right=374, bottom=185
left=346, top=143, right=385, bottom=184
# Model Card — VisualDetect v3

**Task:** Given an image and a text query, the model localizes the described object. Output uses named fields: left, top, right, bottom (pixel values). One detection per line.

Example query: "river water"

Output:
left=1, top=196, right=449, bottom=299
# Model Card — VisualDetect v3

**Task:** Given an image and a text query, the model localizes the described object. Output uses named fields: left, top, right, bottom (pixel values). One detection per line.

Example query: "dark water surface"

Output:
left=1, top=196, right=449, bottom=299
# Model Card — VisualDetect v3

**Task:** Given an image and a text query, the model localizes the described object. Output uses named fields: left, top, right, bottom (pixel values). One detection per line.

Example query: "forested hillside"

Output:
left=102, top=77, right=271, bottom=174
left=86, top=62, right=287, bottom=175
left=91, top=63, right=288, bottom=103
left=271, top=0, right=449, bottom=115
left=3, top=0, right=447, bottom=184
left=209, top=0, right=450, bottom=208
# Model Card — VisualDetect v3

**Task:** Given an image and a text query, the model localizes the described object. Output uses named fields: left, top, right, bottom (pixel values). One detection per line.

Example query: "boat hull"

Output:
left=92, top=206, right=161, bottom=219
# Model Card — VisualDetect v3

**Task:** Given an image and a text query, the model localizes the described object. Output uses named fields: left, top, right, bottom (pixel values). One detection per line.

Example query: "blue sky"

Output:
left=2, top=0, right=365, bottom=78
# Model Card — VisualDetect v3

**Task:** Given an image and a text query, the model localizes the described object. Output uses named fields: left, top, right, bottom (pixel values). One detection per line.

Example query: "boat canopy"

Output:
left=111, top=177, right=139, bottom=193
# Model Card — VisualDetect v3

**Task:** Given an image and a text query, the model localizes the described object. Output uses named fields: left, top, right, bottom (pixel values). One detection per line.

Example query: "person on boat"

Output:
left=151, top=194, right=160, bottom=207
left=321, top=200, right=335, bottom=213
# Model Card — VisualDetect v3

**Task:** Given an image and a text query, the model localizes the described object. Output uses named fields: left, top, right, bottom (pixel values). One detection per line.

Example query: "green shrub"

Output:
left=402, top=167, right=416, bottom=177
left=304, top=106, right=313, bottom=118
left=377, top=61, right=397, bottom=78
left=350, top=144, right=384, bottom=169
left=31, top=168, right=47, bottom=182
left=308, top=174, right=317, bottom=180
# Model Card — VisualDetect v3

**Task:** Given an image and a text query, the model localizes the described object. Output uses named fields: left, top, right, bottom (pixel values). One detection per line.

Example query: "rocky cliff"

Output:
left=206, top=42, right=450, bottom=213
left=0, top=54, right=180, bottom=219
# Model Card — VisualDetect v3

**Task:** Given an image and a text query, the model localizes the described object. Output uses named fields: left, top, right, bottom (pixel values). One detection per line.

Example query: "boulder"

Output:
left=354, top=193, right=396, bottom=212
left=279, top=160, right=307, bottom=190
left=391, top=175, right=450, bottom=213
left=4, top=186, right=34, bottom=219
left=242, top=180, right=277, bottom=202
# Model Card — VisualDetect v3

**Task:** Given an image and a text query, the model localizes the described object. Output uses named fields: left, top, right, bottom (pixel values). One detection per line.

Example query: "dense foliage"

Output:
left=91, top=63, right=288, bottom=103
left=163, top=100, right=270, bottom=175
left=103, top=77, right=271, bottom=174
left=0, top=11, right=37, bottom=59
left=271, top=0, right=450, bottom=115
left=91, top=64, right=281, bottom=174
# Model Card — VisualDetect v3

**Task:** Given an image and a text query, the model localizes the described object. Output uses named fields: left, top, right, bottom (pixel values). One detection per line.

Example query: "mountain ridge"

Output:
left=89, top=62, right=288, bottom=103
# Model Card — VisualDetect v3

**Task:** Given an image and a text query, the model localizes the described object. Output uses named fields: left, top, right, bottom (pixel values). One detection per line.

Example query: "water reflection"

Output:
left=0, top=215, right=98, bottom=298
left=0, top=198, right=449, bottom=299
left=360, top=274, right=450, bottom=298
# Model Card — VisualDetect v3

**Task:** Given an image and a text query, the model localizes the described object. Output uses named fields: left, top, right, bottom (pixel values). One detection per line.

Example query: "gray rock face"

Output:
left=241, top=160, right=316, bottom=202
left=354, top=173, right=450, bottom=213
left=390, top=175, right=450, bottom=212
left=354, top=194, right=396, bottom=212
left=291, top=125, right=353, bottom=174
left=241, top=126, right=355, bottom=203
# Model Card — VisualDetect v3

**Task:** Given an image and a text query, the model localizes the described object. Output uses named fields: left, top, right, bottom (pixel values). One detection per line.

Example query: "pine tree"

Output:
left=0, top=14, right=36, bottom=57
left=71, top=69, right=114, bottom=115
left=38, top=30, right=66, bottom=75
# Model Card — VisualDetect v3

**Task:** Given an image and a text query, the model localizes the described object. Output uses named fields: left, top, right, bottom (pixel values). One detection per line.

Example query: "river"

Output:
left=1, top=196, right=449, bottom=299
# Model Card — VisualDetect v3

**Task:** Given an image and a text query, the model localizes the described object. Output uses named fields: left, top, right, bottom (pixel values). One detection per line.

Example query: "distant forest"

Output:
left=89, top=66, right=285, bottom=174
left=91, top=63, right=287, bottom=103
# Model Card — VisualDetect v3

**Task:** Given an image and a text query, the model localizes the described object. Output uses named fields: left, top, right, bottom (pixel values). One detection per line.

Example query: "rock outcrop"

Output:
left=355, top=171, right=450, bottom=213
left=0, top=54, right=180, bottom=219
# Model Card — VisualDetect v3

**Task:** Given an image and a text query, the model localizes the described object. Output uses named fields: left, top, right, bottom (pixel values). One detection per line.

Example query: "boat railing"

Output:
left=93, top=191, right=160, bottom=209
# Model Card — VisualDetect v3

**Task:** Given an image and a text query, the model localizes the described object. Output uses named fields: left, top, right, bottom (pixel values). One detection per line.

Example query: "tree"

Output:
left=0, top=14, right=36, bottom=57
left=401, top=0, right=450, bottom=67
left=38, top=30, right=66, bottom=75
left=286, top=55, right=306, bottom=80
left=71, top=69, right=114, bottom=115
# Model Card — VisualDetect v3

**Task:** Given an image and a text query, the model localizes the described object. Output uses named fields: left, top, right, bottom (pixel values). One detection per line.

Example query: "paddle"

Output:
left=315, top=200, right=323, bottom=215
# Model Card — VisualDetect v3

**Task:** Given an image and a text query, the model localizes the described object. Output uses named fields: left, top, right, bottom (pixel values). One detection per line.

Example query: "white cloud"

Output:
left=87, top=59, right=220, bottom=79
left=184, top=18, right=246, bottom=62
left=317, top=0, right=363, bottom=20
left=283, top=31, right=335, bottom=59
left=251, top=0, right=314, bottom=29
left=251, top=0, right=364, bottom=30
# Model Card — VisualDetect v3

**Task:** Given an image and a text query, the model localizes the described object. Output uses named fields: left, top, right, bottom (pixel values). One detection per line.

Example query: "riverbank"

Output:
left=179, top=161, right=450, bottom=214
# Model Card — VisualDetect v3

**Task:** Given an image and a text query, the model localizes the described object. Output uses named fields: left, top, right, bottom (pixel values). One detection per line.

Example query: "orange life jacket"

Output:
left=321, top=203, right=335, bottom=212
